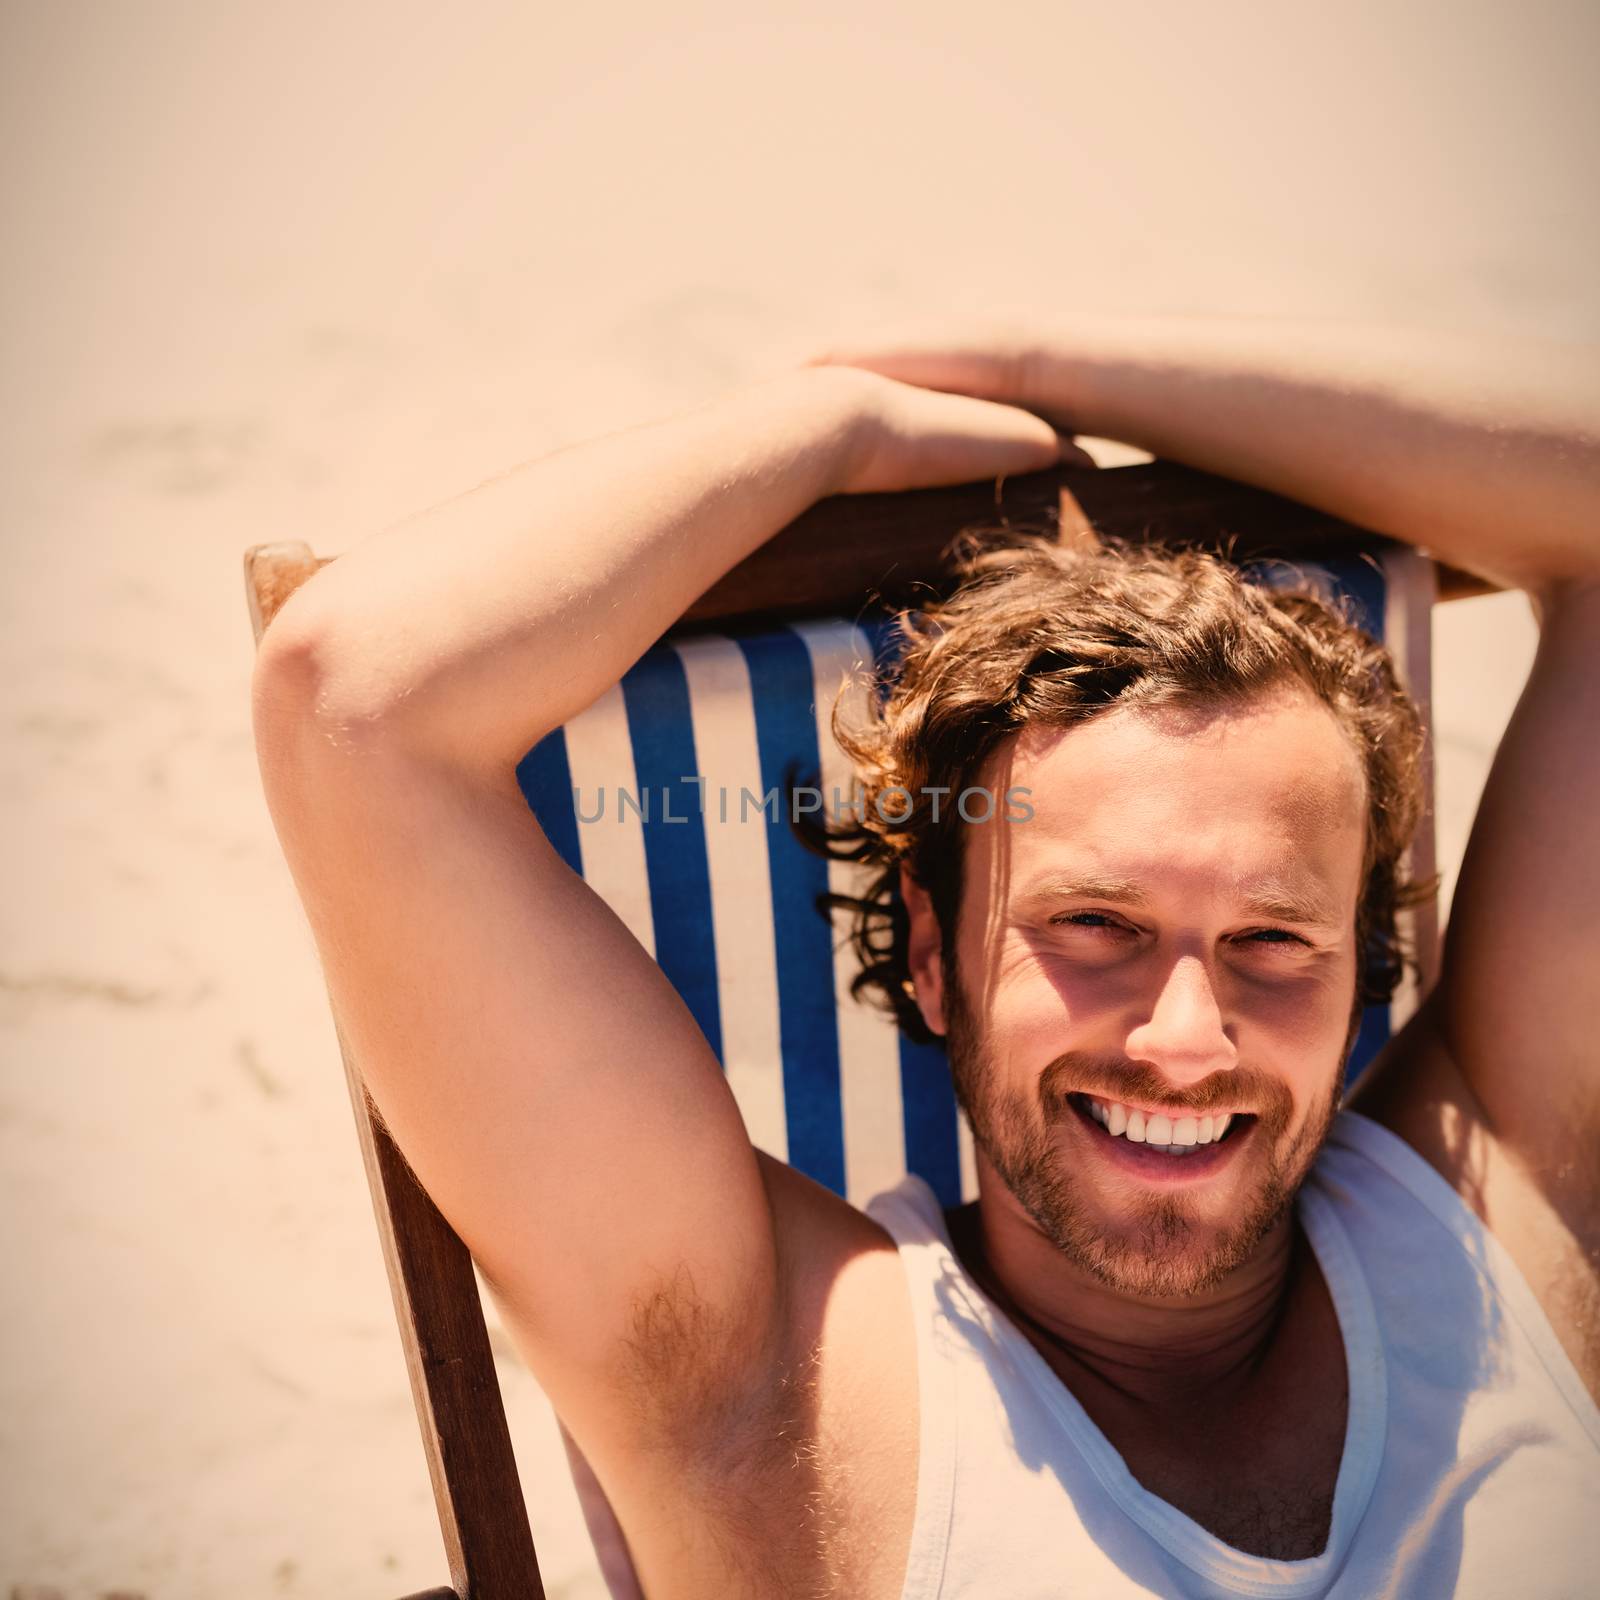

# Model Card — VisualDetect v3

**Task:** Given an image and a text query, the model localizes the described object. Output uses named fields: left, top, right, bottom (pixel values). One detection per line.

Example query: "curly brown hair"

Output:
left=808, top=530, right=1432, bottom=1046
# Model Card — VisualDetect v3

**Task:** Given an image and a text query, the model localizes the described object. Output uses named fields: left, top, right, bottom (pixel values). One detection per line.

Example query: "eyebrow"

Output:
left=1016, top=871, right=1340, bottom=928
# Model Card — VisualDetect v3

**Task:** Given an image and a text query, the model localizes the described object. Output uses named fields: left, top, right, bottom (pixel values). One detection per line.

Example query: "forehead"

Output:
left=971, top=689, right=1368, bottom=919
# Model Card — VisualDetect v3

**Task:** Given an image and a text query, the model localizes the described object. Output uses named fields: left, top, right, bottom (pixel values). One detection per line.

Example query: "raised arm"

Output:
left=810, top=315, right=1600, bottom=596
left=256, top=366, right=1061, bottom=779
left=249, top=366, right=1059, bottom=1550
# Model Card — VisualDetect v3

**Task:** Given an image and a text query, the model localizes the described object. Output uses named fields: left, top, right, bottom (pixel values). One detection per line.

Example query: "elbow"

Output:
left=251, top=580, right=560, bottom=781
left=251, top=561, right=349, bottom=717
left=252, top=613, right=339, bottom=780
left=252, top=603, right=323, bottom=721
left=251, top=602, right=397, bottom=768
left=251, top=605, right=520, bottom=781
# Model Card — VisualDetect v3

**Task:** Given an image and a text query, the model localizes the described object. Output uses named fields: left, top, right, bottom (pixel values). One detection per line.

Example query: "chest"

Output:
left=1103, top=1390, right=1347, bottom=1559
left=1036, top=1254, right=1350, bottom=1560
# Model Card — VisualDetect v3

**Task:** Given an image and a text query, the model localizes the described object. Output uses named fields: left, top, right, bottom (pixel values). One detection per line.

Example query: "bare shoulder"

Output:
left=758, top=1148, right=910, bottom=1294
left=1349, top=1009, right=1600, bottom=1398
left=757, top=1153, right=922, bottom=1591
left=1345, top=576, right=1600, bottom=1397
left=759, top=1152, right=920, bottom=1468
left=583, top=1154, right=921, bottom=1599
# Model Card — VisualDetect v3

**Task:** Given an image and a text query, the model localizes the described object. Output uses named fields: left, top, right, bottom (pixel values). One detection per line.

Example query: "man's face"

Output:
left=904, top=687, right=1367, bottom=1299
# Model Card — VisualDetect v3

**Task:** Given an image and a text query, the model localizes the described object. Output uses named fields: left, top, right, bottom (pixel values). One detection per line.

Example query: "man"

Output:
left=252, top=317, right=1600, bottom=1597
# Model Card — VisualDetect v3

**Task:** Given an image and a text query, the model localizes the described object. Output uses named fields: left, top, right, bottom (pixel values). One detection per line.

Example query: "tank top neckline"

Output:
left=878, top=1122, right=1391, bottom=1596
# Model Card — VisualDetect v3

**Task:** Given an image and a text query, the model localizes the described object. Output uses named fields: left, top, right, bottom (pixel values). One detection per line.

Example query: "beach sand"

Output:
left=0, top=2, right=1589, bottom=1594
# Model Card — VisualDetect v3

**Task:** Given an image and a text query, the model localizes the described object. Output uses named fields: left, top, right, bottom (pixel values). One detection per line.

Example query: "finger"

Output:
left=1054, top=433, right=1099, bottom=471
left=866, top=388, right=1063, bottom=490
left=808, top=344, right=1021, bottom=402
left=803, top=313, right=1035, bottom=391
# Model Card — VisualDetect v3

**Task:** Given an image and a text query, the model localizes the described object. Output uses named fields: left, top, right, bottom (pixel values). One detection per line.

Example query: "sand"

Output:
left=0, top=2, right=1588, bottom=1594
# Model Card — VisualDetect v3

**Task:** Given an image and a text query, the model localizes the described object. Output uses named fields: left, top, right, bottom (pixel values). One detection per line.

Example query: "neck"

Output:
left=947, top=1175, right=1304, bottom=1408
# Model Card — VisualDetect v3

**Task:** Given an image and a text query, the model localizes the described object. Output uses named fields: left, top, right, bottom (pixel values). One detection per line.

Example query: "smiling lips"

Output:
left=1074, top=1094, right=1250, bottom=1161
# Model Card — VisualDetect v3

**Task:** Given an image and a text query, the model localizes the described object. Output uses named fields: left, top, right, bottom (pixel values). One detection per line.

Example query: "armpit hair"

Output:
left=618, top=1261, right=855, bottom=1597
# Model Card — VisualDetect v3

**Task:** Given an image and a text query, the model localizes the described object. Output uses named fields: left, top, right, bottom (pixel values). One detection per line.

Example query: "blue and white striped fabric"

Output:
left=515, top=553, right=1399, bottom=1211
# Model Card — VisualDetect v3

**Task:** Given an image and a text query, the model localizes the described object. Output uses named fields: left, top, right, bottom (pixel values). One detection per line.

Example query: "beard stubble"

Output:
left=941, top=968, right=1347, bottom=1298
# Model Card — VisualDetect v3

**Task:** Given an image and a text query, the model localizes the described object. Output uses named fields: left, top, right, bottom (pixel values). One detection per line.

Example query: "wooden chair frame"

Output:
left=244, top=459, right=1461, bottom=1599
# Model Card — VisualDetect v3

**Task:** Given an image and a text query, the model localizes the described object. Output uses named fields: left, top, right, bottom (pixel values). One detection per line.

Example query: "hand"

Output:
left=798, top=363, right=1093, bottom=497
left=805, top=315, right=1074, bottom=424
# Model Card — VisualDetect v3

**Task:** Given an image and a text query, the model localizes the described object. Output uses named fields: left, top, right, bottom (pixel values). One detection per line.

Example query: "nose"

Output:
left=1123, top=954, right=1238, bottom=1084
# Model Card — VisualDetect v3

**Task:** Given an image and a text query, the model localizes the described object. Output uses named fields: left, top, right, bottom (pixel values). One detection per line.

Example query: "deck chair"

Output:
left=244, top=458, right=1461, bottom=1600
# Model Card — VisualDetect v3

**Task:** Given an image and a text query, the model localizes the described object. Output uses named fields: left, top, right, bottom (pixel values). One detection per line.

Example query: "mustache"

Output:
left=1038, top=1052, right=1295, bottom=1127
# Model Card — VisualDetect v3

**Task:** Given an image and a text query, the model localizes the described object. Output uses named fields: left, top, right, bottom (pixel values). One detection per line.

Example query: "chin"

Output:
left=1064, top=1191, right=1286, bottom=1298
left=984, top=1094, right=1339, bottom=1298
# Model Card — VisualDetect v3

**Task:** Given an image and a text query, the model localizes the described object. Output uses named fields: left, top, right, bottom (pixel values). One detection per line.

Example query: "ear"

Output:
left=900, top=863, right=948, bottom=1037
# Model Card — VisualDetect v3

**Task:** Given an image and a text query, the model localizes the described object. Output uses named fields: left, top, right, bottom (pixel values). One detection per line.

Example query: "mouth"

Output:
left=1065, top=1092, right=1255, bottom=1181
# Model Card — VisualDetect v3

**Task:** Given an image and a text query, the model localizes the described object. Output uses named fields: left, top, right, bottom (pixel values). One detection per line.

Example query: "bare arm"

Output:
left=811, top=315, right=1600, bottom=594
left=250, top=367, right=1058, bottom=1497
left=257, top=365, right=1062, bottom=779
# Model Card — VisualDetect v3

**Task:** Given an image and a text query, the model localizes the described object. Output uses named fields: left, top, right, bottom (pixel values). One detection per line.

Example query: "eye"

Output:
left=1237, top=928, right=1308, bottom=947
left=1050, top=911, right=1131, bottom=932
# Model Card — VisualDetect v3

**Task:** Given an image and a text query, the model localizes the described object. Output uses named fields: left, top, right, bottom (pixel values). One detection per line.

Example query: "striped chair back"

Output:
left=515, top=547, right=1414, bottom=1212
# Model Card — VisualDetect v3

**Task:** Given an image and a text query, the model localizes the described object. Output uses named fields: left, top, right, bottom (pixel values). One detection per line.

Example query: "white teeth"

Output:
left=1086, top=1097, right=1241, bottom=1147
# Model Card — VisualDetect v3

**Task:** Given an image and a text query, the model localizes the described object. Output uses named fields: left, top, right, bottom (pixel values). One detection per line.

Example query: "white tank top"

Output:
left=865, top=1109, right=1600, bottom=1599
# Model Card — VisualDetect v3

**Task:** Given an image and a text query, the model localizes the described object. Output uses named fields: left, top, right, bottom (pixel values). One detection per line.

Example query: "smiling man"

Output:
left=850, top=538, right=1404, bottom=1295
left=929, top=688, right=1361, bottom=1291
left=252, top=316, right=1600, bottom=1597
